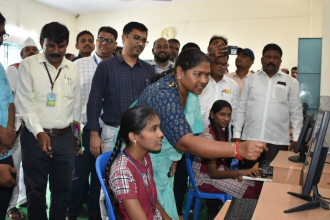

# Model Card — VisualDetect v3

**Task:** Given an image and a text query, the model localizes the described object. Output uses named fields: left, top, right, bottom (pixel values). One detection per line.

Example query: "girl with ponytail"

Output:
left=192, top=100, right=262, bottom=219
left=105, top=106, right=171, bottom=220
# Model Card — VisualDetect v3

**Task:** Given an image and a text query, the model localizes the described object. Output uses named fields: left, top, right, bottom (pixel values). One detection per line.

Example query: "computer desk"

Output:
left=270, top=151, right=330, bottom=188
left=215, top=182, right=330, bottom=220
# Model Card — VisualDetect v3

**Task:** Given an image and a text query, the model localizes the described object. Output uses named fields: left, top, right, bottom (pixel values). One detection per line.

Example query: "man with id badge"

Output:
left=66, top=26, right=118, bottom=220
left=16, top=22, right=81, bottom=220
left=233, top=44, right=303, bottom=169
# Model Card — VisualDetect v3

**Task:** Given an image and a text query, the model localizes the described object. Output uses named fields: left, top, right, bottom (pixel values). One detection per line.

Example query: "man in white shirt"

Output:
left=233, top=43, right=303, bottom=168
left=200, top=38, right=240, bottom=129
left=150, top=38, right=174, bottom=73
left=16, top=22, right=81, bottom=220
left=66, top=26, right=117, bottom=220
left=227, top=48, right=254, bottom=93
left=6, top=36, right=39, bottom=220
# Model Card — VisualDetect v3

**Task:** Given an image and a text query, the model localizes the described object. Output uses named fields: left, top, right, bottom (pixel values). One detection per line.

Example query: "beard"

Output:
left=155, top=53, right=170, bottom=62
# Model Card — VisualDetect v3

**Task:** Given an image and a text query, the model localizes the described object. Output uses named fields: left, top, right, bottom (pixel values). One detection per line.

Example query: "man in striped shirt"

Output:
left=66, top=26, right=118, bottom=220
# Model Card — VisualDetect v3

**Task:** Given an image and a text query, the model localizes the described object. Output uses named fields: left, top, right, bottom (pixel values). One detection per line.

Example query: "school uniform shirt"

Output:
left=16, top=53, right=81, bottom=137
left=199, top=75, right=240, bottom=129
left=0, top=63, right=14, bottom=160
left=227, top=71, right=252, bottom=93
left=149, top=59, right=174, bottom=74
left=109, top=149, right=162, bottom=220
left=233, top=69, right=303, bottom=145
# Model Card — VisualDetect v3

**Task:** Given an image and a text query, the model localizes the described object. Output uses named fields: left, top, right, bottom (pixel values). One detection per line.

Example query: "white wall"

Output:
left=0, top=0, right=324, bottom=73
left=321, top=0, right=330, bottom=96
left=75, top=0, right=323, bottom=72
left=0, top=0, right=76, bottom=52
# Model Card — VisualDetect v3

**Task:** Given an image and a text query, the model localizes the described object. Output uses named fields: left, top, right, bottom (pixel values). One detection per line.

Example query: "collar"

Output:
left=123, top=148, right=148, bottom=172
left=117, top=53, right=143, bottom=67
left=232, top=71, right=252, bottom=79
left=150, top=59, right=174, bottom=69
left=93, top=52, right=103, bottom=64
left=210, top=75, right=228, bottom=84
left=37, top=52, right=69, bottom=69
left=260, top=68, right=282, bottom=78
left=76, top=54, right=82, bottom=58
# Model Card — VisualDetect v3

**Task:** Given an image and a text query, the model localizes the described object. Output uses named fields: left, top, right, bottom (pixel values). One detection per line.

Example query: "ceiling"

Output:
left=34, top=0, right=205, bottom=15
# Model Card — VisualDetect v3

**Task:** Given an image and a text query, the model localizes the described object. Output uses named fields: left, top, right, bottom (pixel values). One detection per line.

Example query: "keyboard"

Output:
left=224, top=198, right=258, bottom=220
left=258, top=160, right=273, bottom=178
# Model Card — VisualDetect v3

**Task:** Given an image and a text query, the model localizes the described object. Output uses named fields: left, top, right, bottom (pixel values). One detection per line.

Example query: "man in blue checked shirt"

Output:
left=66, top=26, right=118, bottom=220
left=0, top=12, right=19, bottom=219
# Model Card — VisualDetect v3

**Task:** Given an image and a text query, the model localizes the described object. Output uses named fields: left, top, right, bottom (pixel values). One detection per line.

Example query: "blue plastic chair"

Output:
left=96, top=151, right=120, bottom=220
left=184, top=153, right=233, bottom=220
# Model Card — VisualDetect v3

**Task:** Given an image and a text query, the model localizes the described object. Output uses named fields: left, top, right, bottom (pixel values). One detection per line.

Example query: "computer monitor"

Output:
left=288, top=113, right=315, bottom=163
left=284, top=109, right=330, bottom=213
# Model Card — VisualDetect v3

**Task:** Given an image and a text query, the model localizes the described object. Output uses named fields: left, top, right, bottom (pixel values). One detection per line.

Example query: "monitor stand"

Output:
left=288, top=146, right=308, bottom=164
left=284, top=185, right=329, bottom=213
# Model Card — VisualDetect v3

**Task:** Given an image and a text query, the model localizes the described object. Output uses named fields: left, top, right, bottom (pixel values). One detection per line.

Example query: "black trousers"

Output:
left=20, top=126, right=75, bottom=220
left=174, top=154, right=189, bottom=215
left=0, top=156, right=15, bottom=220
left=67, top=128, right=101, bottom=216
left=239, top=143, right=289, bottom=169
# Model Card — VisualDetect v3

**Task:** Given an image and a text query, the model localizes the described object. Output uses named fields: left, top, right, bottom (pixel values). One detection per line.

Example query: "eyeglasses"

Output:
left=216, top=63, right=229, bottom=68
left=2, top=33, right=9, bottom=41
left=126, top=34, right=149, bottom=45
left=97, top=37, right=115, bottom=44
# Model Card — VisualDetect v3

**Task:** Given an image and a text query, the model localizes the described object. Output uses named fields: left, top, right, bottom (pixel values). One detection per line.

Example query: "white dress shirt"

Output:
left=149, top=59, right=174, bottom=74
left=200, top=75, right=240, bottom=129
left=74, top=53, right=102, bottom=125
left=16, top=53, right=81, bottom=137
left=233, top=69, right=303, bottom=145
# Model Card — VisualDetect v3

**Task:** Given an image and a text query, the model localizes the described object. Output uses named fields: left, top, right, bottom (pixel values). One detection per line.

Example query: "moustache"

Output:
left=267, top=63, right=275, bottom=67
left=49, top=53, right=61, bottom=58
left=28, top=53, right=35, bottom=57
left=84, top=45, right=91, bottom=49
left=158, top=52, right=168, bottom=56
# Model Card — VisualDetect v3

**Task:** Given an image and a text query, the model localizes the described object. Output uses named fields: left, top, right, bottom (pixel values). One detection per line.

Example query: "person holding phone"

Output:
left=193, top=100, right=262, bottom=219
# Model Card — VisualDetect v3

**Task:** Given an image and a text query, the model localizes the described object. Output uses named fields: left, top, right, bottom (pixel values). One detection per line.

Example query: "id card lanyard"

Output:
left=43, top=62, right=62, bottom=93
left=123, top=151, right=156, bottom=214
left=93, top=55, right=99, bottom=65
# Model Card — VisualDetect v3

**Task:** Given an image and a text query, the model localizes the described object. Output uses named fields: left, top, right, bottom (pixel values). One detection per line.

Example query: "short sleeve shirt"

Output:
left=0, top=63, right=14, bottom=128
left=136, top=73, right=192, bottom=146
left=109, top=149, right=162, bottom=220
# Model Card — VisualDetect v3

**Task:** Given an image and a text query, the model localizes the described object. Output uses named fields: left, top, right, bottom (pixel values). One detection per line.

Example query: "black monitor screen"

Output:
left=302, top=109, right=330, bottom=195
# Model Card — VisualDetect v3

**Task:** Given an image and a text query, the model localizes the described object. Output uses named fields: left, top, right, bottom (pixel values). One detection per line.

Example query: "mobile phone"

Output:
left=223, top=45, right=238, bottom=55
left=167, top=166, right=174, bottom=177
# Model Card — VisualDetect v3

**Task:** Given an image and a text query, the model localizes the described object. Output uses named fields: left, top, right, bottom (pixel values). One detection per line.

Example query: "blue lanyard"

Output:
left=123, top=151, right=156, bottom=213
left=152, top=65, right=158, bottom=73
left=93, top=55, right=99, bottom=65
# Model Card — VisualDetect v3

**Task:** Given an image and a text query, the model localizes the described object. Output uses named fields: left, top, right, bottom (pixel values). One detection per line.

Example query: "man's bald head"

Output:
left=152, top=38, right=170, bottom=63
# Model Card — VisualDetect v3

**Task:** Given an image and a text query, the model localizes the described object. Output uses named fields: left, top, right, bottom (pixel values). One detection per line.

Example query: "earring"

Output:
left=134, top=141, right=136, bottom=147
left=178, top=77, right=181, bottom=79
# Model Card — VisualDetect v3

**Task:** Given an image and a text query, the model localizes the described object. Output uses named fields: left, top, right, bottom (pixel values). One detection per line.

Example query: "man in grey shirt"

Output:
left=233, top=43, right=303, bottom=168
left=150, top=38, right=174, bottom=73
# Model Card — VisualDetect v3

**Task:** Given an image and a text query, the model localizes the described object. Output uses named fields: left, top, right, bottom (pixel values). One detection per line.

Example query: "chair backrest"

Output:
left=95, top=151, right=117, bottom=220
left=185, top=152, right=201, bottom=193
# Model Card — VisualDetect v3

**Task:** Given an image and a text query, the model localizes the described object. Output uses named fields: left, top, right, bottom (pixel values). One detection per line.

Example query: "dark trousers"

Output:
left=239, top=143, right=289, bottom=169
left=0, top=156, right=15, bottom=220
left=67, top=128, right=101, bottom=216
left=174, top=154, right=189, bottom=216
left=20, top=126, right=75, bottom=220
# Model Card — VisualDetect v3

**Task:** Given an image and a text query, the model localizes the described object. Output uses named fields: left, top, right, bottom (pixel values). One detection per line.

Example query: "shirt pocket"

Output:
left=63, top=77, right=76, bottom=98
left=273, top=84, right=287, bottom=101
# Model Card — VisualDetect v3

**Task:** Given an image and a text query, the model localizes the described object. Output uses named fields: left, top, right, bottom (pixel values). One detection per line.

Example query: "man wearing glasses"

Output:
left=200, top=35, right=240, bottom=130
left=66, top=26, right=117, bottom=220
